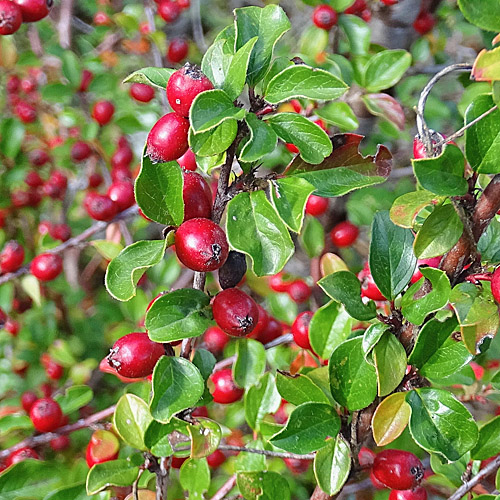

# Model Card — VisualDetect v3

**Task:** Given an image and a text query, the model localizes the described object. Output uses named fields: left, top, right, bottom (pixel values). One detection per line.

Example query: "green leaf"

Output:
left=234, top=5, right=291, bottom=86
left=190, top=89, right=246, bottom=133
left=90, top=240, right=123, bottom=261
left=329, top=337, right=377, bottom=410
left=299, top=215, right=326, bottom=259
left=369, top=211, right=417, bottom=300
left=150, top=357, right=204, bottom=423
left=265, top=65, right=347, bottom=104
left=188, top=418, right=222, bottom=458
left=105, top=239, right=168, bottom=302
left=233, top=439, right=267, bottom=472
left=87, top=455, right=144, bottom=495
left=465, top=94, right=500, bottom=174
left=319, top=271, right=377, bottom=321
left=266, top=113, right=332, bottom=164
left=338, top=15, right=370, bottom=56
left=472, top=47, right=500, bottom=82
left=362, top=323, right=390, bottom=359
left=457, top=0, right=500, bottom=32
left=113, top=394, right=153, bottom=451
left=390, top=190, right=444, bottom=228
left=407, top=388, right=478, bottom=462
left=239, top=112, right=278, bottom=163
left=145, top=288, right=213, bottom=343
left=413, top=204, right=463, bottom=259
left=372, top=393, right=411, bottom=446
left=179, top=458, right=210, bottom=498
left=0, top=414, right=33, bottom=435
left=189, top=119, right=238, bottom=157
left=315, top=102, right=359, bottom=131
left=237, top=471, right=291, bottom=500
left=226, top=191, right=294, bottom=276
left=362, top=93, right=406, bottom=131
left=364, top=50, right=412, bottom=92
left=276, top=371, right=331, bottom=406
left=234, top=338, right=267, bottom=389
left=314, top=436, right=351, bottom=496
left=269, top=177, right=314, bottom=233
left=401, top=268, right=451, bottom=325
left=0, top=118, right=25, bottom=159
left=202, top=39, right=233, bottom=90
left=471, top=416, right=500, bottom=460
left=245, top=372, right=281, bottom=431
left=54, top=385, right=93, bottom=415
left=123, top=67, right=174, bottom=89
left=373, top=332, right=407, bottom=396
left=61, top=51, right=82, bottom=87
left=478, top=217, right=500, bottom=262
left=224, top=37, right=258, bottom=100
left=45, top=483, right=110, bottom=500
left=270, top=403, right=340, bottom=454
left=309, top=302, right=353, bottom=360
left=412, top=144, right=468, bottom=196
left=135, top=154, right=184, bottom=225
left=144, top=418, right=188, bottom=457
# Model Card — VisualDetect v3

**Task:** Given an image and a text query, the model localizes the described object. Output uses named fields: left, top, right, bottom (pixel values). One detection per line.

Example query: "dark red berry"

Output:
left=254, top=316, right=283, bottom=345
left=171, top=456, right=187, bottom=469
left=166, top=63, right=214, bottom=118
left=413, top=10, right=435, bottom=35
left=209, top=369, right=244, bottom=404
left=12, top=0, right=51, bottom=22
left=25, top=171, right=44, bottom=188
left=174, top=218, right=229, bottom=272
left=7, top=75, right=20, bottom=94
left=284, top=457, right=311, bottom=475
left=330, top=221, right=359, bottom=247
left=207, top=449, right=226, bottom=469
left=158, top=0, right=180, bottom=22
left=212, top=288, right=259, bottom=337
left=167, top=38, right=189, bottom=64
left=107, top=181, right=135, bottom=211
left=312, top=5, right=338, bottom=30
left=88, top=173, right=104, bottom=188
left=5, top=447, right=40, bottom=466
left=29, top=149, right=50, bottom=167
left=292, top=311, right=313, bottom=350
left=146, top=112, right=190, bottom=162
left=92, top=100, right=115, bottom=126
left=191, top=406, right=208, bottom=418
left=79, top=69, right=93, bottom=92
left=29, top=397, right=63, bottom=432
left=381, top=0, right=398, bottom=5
left=287, top=280, right=311, bottom=304
left=107, top=332, right=164, bottom=378
left=20, top=77, right=37, bottom=93
left=84, top=192, right=119, bottom=221
left=182, top=171, right=212, bottom=221
left=345, top=0, right=366, bottom=14
left=50, top=435, right=70, bottom=451
left=305, top=194, right=329, bottom=216
left=0, top=241, right=25, bottom=273
left=16, top=101, right=37, bottom=123
left=21, top=391, right=38, bottom=413
left=358, top=262, right=386, bottom=301
left=0, top=0, right=22, bottom=35
left=372, top=449, right=424, bottom=490
left=130, top=83, right=155, bottom=103
left=111, top=166, right=133, bottom=183
left=49, top=223, right=71, bottom=242
left=389, top=488, right=427, bottom=500
left=4, top=318, right=20, bottom=336
left=492, top=267, right=500, bottom=304
left=177, top=148, right=197, bottom=171
left=203, top=326, right=230, bottom=355
left=30, top=253, right=63, bottom=281
left=218, top=251, right=247, bottom=290
left=11, top=189, right=31, bottom=208
left=360, top=8, right=371, bottom=22
left=71, top=141, right=92, bottom=162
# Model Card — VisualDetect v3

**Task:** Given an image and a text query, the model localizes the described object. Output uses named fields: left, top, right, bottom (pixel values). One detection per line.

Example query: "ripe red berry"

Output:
left=29, top=397, right=63, bottom=432
left=86, top=430, right=120, bottom=468
left=30, top=253, right=63, bottom=281
left=389, top=488, right=427, bottom=500
left=0, top=241, right=25, bottom=273
left=29, top=149, right=50, bottom=167
left=203, top=326, right=230, bottom=355
left=12, top=0, right=51, bottom=22
left=50, top=435, right=70, bottom=451
left=292, top=311, right=313, bottom=350
left=16, top=101, right=37, bottom=123
left=413, top=10, right=435, bottom=35
left=360, top=8, right=371, bottom=22
left=167, top=38, right=189, bottom=64
left=107, top=332, right=164, bottom=378
left=286, top=143, right=299, bottom=154
left=372, top=449, right=424, bottom=490
left=381, top=0, right=398, bottom=5
left=283, top=457, right=311, bottom=475
left=410, top=256, right=441, bottom=284
left=25, top=171, right=44, bottom=188
left=191, top=406, right=208, bottom=418
left=130, top=83, right=155, bottom=103
left=71, top=141, right=92, bottom=162
left=49, top=223, right=71, bottom=242
left=358, top=262, right=386, bottom=301
left=174, top=218, right=229, bottom=272
left=287, top=280, right=311, bottom=304
left=177, top=0, right=190, bottom=8
left=255, top=316, right=283, bottom=344
left=212, top=288, right=259, bottom=337
left=207, top=449, right=226, bottom=469
left=84, top=192, right=119, bottom=221
left=183, top=171, right=212, bottom=221
left=111, top=166, right=133, bottom=183
left=358, top=446, right=377, bottom=468
left=158, top=0, right=180, bottom=23
left=305, top=195, right=328, bottom=216
left=21, top=391, right=38, bottom=413
left=79, top=69, right=93, bottom=92
left=370, top=469, right=387, bottom=489
left=146, top=112, right=190, bottom=162
left=177, top=148, right=197, bottom=171
left=312, top=5, right=338, bottom=30
left=330, top=221, right=359, bottom=247
left=0, top=0, right=22, bottom=35
left=171, top=456, right=187, bottom=469
left=20, top=77, right=37, bottom=94
left=345, top=0, right=367, bottom=14
left=166, top=63, right=214, bottom=118
left=492, top=267, right=500, bottom=304
left=209, top=369, right=244, bottom=404
left=41, top=354, right=64, bottom=380
left=92, top=100, right=115, bottom=126
left=88, top=172, right=104, bottom=188
left=4, top=318, right=20, bottom=336
left=107, top=181, right=135, bottom=211
left=7, top=75, right=20, bottom=94
left=269, top=272, right=291, bottom=293
left=5, top=447, right=40, bottom=467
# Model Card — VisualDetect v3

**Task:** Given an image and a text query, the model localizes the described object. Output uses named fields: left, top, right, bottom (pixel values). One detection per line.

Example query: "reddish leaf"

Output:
left=472, top=47, right=500, bottom=82
left=362, top=93, right=406, bottom=131
left=372, top=392, right=411, bottom=446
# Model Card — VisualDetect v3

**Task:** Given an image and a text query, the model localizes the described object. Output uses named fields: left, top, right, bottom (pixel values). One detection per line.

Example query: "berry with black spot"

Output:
left=372, top=449, right=424, bottom=490
left=0, top=0, right=22, bottom=35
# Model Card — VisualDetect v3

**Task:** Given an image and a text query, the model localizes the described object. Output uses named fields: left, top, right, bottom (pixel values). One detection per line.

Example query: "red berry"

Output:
left=269, top=272, right=291, bottom=293
left=130, top=83, right=155, bottom=103
left=71, top=141, right=92, bottom=162
left=50, top=435, right=70, bottom=451
left=312, top=5, right=338, bottom=30
left=410, top=257, right=441, bottom=284
left=49, top=223, right=71, bottom=242
left=7, top=75, right=20, bottom=94
left=111, top=166, right=133, bottom=183
left=290, top=99, right=302, bottom=113
left=20, top=77, right=37, bottom=94
left=492, top=267, right=500, bottom=304
left=389, top=488, right=427, bottom=500
left=177, top=148, right=197, bottom=171
left=305, top=195, right=328, bottom=216
left=139, top=21, right=151, bottom=34
left=6, top=447, right=40, bottom=467
left=107, top=332, right=164, bottom=378
left=11, top=189, right=31, bottom=208
left=0, top=241, right=25, bottom=273
left=174, top=218, right=229, bottom=272
left=86, top=430, right=120, bottom=468
left=286, top=143, right=299, bottom=154
left=40, top=382, right=52, bottom=397
left=29, top=149, right=50, bottom=167
left=0, top=0, right=22, bottom=35
left=30, top=253, right=63, bottom=281
left=16, top=101, right=37, bottom=123
left=207, top=449, right=226, bottom=469
left=283, top=457, right=311, bottom=475
left=21, top=391, right=38, bottom=413
left=381, top=0, right=398, bottom=5
left=107, top=181, right=135, bottom=211
left=203, top=326, right=230, bottom=355
left=88, top=173, right=104, bottom=188
left=93, top=11, right=111, bottom=26
left=171, top=456, right=187, bottom=469
left=158, top=0, right=180, bottom=22
left=287, top=280, right=311, bottom=304
left=345, top=0, right=367, bottom=14
left=372, top=449, right=424, bottom=490
left=167, top=38, right=189, bottom=63
left=92, top=100, right=115, bottom=126
left=177, top=0, right=190, bottom=8
left=330, top=221, right=359, bottom=247
left=183, top=171, right=212, bottom=221
left=41, top=354, right=64, bottom=380
left=146, top=112, right=190, bottom=162
left=191, top=406, right=208, bottom=418
left=209, top=369, right=244, bottom=404
left=370, top=469, right=387, bottom=489
left=29, top=397, right=63, bottom=432
left=38, top=220, right=52, bottom=235
left=4, top=318, right=20, bottom=336
left=79, top=69, right=93, bottom=92
left=358, top=262, right=386, bottom=301
left=413, top=10, right=435, bottom=35
left=292, top=311, right=313, bottom=350
left=358, top=446, right=376, bottom=468
left=12, top=0, right=51, bottom=22
left=25, top=171, right=44, bottom=188
left=360, top=8, right=371, bottom=22
left=84, top=192, right=119, bottom=221
left=256, top=316, right=283, bottom=345
left=212, top=288, right=259, bottom=337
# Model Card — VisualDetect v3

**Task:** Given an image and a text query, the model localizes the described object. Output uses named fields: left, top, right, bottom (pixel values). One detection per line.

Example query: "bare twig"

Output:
left=58, top=0, right=74, bottom=49
left=210, top=474, right=237, bottom=500
left=218, top=445, right=314, bottom=460
left=27, top=25, right=43, bottom=57
left=190, top=0, right=207, bottom=52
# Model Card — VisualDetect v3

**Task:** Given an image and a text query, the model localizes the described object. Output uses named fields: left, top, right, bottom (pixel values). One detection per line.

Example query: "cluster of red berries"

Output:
left=269, top=272, right=312, bottom=304
left=5, top=70, right=40, bottom=124
left=0, top=0, right=52, bottom=36
left=155, top=0, right=190, bottom=25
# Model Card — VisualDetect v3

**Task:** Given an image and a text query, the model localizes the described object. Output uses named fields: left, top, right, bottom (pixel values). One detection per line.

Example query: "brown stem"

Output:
left=310, top=486, right=332, bottom=500
left=58, top=0, right=74, bottom=49
left=210, top=474, right=237, bottom=500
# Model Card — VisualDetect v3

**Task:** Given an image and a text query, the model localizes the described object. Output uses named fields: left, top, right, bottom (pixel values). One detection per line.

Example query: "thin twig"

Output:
left=58, top=0, right=74, bottom=49
left=210, top=474, right=237, bottom=500
left=190, top=0, right=207, bottom=52
left=219, top=445, right=314, bottom=460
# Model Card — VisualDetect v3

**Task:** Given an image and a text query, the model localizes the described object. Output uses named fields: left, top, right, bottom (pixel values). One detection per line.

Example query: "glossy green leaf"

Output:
left=315, top=102, right=359, bottom=131
left=201, top=39, right=233, bottom=90
left=239, top=112, right=278, bottom=163
left=407, top=388, right=478, bottom=462
left=319, top=271, right=377, bottom=321
left=457, top=0, right=500, bottom=32
left=299, top=215, right=325, bottom=258
left=362, top=93, right=405, bottom=130
left=401, top=268, right=451, bottom=325
left=369, top=210, right=417, bottom=300
left=373, top=332, right=407, bottom=396
left=233, top=439, right=267, bottom=472
left=478, top=217, right=500, bottom=263
left=189, top=119, right=238, bottom=156
left=150, top=356, right=204, bottom=423
left=0, top=119, right=25, bottom=159
left=372, top=392, right=411, bottom=446
left=226, top=191, right=294, bottom=276
left=234, top=338, right=266, bottom=389
left=362, top=323, right=390, bottom=360
left=145, top=288, right=212, bottom=343
left=270, top=403, right=340, bottom=454
left=276, top=371, right=330, bottom=406
left=390, top=190, right=444, bottom=228
left=420, top=337, right=473, bottom=380
left=123, top=67, right=174, bottom=89
left=179, top=458, right=210, bottom=498
left=224, top=37, right=258, bottom=100
left=471, top=416, right=500, bottom=460
left=54, top=385, right=93, bottom=415
left=245, top=372, right=281, bottom=431
left=90, top=240, right=123, bottom=261
left=61, top=51, right=82, bottom=87
left=87, top=455, right=144, bottom=494
left=364, top=50, right=412, bottom=92
left=45, top=483, right=110, bottom=500
left=0, top=414, right=33, bottom=435
left=338, top=15, right=370, bottom=56
left=188, top=418, right=222, bottom=458
left=314, top=435, right=351, bottom=496
left=113, top=394, right=152, bottom=451
left=105, top=239, right=168, bottom=302
left=144, top=418, right=188, bottom=457
left=237, top=471, right=291, bottom=500
left=266, top=291, right=298, bottom=325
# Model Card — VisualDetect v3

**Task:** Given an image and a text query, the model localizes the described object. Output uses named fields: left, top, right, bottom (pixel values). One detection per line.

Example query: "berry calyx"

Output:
left=0, top=241, right=25, bottom=274
left=167, top=38, right=189, bottom=64
left=92, top=100, right=115, bottom=126
left=84, top=192, right=119, bottom=221
left=203, top=326, right=230, bottom=355
left=0, top=0, right=22, bottom=35
left=305, top=194, right=329, bottom=216
left=29, top=397, right=63, bottom=432
left=86, top=429, right=120, bottom=468
left=107, top=332, right=164, bottom=378
left=13, top=0, right=52, bottom=22
left=330, top=221, right=359, bottom=247
left=209, top=369, right=244, bottom=404
left=130, top=83, right=155, bottom=103
left=372, top=449, right=424, bottom=490
left=107, top=181, right=135, bottom=211
left=146, top=112, right=190, bottom=162
left=212, top=288, right=259, bottom=337
left=183, top=171, right=212, bottom=221
left=30, top=253, right=63, bottom=281
left=312, top=5, right=338, bottom=30
left=292, top=311, right=313, bottom=350
left=71, top=141, right=92, bottom=162
left=174, top=218, right=229, bottom=272
left=389, top=488, right=427, bottom=500
left=491, top=267, right=500, bottom=304
left=5, top=447, right=40, bottom=466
